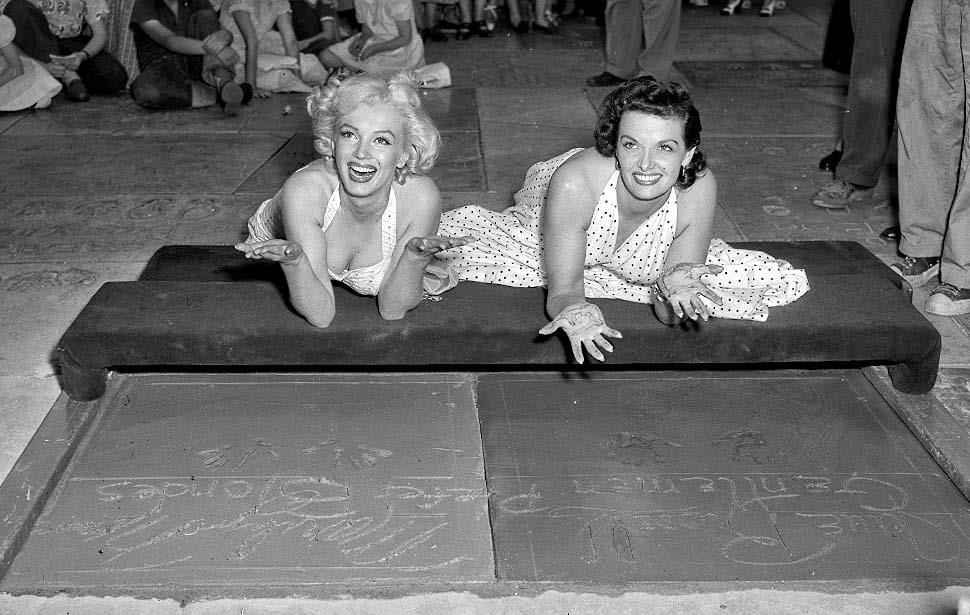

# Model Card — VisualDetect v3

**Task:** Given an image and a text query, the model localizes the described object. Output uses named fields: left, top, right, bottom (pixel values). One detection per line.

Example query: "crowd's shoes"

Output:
left=811, top=178, right=873, bottom=210
left=63, top=79, right=89, bottom=102
left=926, top=283, right=970, bottom=316
left=720, top=0, right=750, bottom=15
left=688, top=0, right=709, bottom=6
left=759, top=0, right=785, bottom=16
left=586, top=71, right=626, bottom=87
left=890, top=255, right=941, bottom=288
left=217, top=80, right=244, bottom=117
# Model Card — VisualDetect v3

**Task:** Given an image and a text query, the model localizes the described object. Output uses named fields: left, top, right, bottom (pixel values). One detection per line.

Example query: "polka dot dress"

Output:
left=438, top=149, right=810, bottom=321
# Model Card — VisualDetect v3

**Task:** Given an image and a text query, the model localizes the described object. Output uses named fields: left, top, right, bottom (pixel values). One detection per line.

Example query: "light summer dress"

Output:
left=437, top=148, right=810, bottom=321
left=246, top=183, right=398, bottom=296
left=0, top=15, right=62, bottom=111
left=325, top=0, right=425, bottom=76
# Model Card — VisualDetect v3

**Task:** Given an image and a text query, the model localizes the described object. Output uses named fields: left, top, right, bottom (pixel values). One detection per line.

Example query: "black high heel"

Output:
left=456, top=22, right=473, bottom=39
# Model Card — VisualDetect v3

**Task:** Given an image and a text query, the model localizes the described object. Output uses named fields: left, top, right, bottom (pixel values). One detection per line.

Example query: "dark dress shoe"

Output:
left=64, top=79, right=90, bottom=102
left=513, top=21, right=530, bottom=33
left=880, top=225, right=901, bottom=241
left=532, top=21, right=558, bottom=34
left=217, top=81, right=244, bottom=116
left=586, top=71, right=626, bottom=87
left=818, top=148, right=842, bottom=173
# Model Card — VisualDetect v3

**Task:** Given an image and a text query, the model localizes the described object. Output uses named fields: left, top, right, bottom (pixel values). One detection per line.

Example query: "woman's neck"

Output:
left=339, top=183, right=393, bottom=222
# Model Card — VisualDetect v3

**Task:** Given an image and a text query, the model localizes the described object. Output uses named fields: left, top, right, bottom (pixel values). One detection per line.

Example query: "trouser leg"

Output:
left=943, top=4, right=970, bottom=287
left=837, top=0, right=910, bottom=188
left=129, top=56, right=194, bottom=108
left=2, top=0, right=58, bottom=61
left=897, top=0, right=960, bottom=263
left=603, top=0, right=641, bottom=78
left=57, top=34, right=129, bottom=93
left=185, top=9, right=222, bottom=81
left=635, top=0, right=679, bottom=82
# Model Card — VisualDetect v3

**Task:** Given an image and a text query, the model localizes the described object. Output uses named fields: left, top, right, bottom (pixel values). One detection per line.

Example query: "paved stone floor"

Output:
left=1, top=0, right=969, bottom=612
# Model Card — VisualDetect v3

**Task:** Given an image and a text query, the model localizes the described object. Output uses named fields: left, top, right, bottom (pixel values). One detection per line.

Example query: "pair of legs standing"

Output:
left=894, top=0, right=970, bottom=315
left=587, top=0, right=679, bottom=86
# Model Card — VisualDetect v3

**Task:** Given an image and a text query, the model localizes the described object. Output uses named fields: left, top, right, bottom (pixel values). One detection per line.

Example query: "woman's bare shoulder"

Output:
left=396, top=174, right=442, bottom=213
left=551, top=148, right=615, bottom=199
left=677, top=168, right=717, bottom=213
left=281, top=161, right=337, bottom=208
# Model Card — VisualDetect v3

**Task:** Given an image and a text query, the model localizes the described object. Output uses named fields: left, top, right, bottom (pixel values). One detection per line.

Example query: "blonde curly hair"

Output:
left=306, top=72, right=441, bottom=180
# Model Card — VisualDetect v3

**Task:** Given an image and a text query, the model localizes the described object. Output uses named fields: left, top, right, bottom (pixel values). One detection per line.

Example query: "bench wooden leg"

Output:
left=56, top=351, right=107, bottom=401
left=888, top=357, right=939, bottom=395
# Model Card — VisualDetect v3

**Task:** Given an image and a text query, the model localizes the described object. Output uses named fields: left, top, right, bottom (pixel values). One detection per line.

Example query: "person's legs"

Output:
left=895, top=0, right=958, bottom=284
left=601, top=0, right=641, bottom=79
left=937, top=5, right=970, bottom=291
left=57, top=35, right=129, bottom=94
left=836, top=0, right=910, bottom=188
left=2, top=0, right=58, bottom=61
left=129, top=57, right=195, bottom=108
left=635, top=0, right=679, bottom=81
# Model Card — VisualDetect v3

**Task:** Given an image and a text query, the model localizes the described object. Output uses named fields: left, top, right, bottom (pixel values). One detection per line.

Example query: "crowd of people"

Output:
left=0, top=0, right=587, bottom=113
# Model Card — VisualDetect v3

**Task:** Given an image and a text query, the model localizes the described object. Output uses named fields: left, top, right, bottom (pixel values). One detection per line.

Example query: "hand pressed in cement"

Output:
left=539, top=302, right=622, bottom=364
left=656, top=262, right=724, bottom=321
left=405, top=235, right=475, bottom=258
left=235, top=239, right=303, bottom=264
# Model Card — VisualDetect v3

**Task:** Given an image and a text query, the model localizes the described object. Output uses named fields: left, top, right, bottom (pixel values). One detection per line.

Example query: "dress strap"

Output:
left=380, top=188, right=398, bottom=260
left=320, top=187, right=342, bottom=231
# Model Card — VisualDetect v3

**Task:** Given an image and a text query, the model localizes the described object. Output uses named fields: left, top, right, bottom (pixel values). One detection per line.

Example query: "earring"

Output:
left=615, top=158, right=620, bottom=170
left=395, top=165, right=409, bottom=184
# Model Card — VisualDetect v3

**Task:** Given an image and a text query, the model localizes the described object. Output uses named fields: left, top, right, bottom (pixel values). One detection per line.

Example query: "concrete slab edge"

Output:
left=863, top=366, right=970, bottom=503
left=0, top=382, right=108, bottom=581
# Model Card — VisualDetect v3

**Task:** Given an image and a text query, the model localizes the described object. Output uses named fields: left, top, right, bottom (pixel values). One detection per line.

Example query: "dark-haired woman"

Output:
left=437, top=77, right=808, bottom=363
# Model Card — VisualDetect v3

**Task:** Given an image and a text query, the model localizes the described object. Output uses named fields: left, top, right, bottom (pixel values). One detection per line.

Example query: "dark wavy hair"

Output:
left=593, top=77, right=706, bottom=189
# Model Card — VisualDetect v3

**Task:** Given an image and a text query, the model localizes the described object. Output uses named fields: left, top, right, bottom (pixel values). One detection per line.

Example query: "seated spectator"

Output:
left=128, top=0, right=244, bottom=114
left=0, top=13, right=61, bottom=109
left=221, top=0, right=307, bottom=98
left=1, top=0, right=127, bottom=102
left=290, top=0, right=340, bottom=55
left=318, top=0, right=424, bottom=76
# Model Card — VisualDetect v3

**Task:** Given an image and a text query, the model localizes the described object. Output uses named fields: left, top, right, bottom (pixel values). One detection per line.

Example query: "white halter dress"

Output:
left=246, top=185, right=397, bottom=297
left=438, top=149, right=809, bottom=321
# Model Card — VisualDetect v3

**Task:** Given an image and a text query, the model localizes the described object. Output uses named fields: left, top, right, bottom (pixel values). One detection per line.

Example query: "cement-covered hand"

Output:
left=405, top=235, right=475, bottom=258
left=656, top=262, right=724, bottom=321
left=539, top=302, right=622, bottom=364
left=235, top=239, right=303, bottom=264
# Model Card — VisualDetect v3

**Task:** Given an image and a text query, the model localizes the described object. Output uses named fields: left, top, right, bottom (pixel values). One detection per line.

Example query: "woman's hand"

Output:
left=235, top=239, right=303, bottom=264
left=539, top=302, right=622, bottom=364
left=405, top=235, right=475, bottom=258
left=656, top=262, right=723, bottom=321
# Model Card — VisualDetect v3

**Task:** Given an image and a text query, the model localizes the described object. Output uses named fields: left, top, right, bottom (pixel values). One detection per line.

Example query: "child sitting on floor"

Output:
left=318, top=0, right=425, bottom=76
left=220, top=0, right=324, bottom=97
left=0, top=14, right=61, bottom=110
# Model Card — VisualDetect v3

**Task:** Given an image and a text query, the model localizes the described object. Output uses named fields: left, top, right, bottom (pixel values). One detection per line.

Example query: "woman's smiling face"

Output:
left=614, top=111, right=695, bottom=204
left=333, top=102, right=409, bottom=198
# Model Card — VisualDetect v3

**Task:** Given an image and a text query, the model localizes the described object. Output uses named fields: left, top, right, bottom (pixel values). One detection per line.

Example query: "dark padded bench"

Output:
left=54, top=241, right=941, bottom=400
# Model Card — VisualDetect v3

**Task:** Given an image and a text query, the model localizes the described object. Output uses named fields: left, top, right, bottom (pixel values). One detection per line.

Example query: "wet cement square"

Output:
left=479, top=371, right=970, bottom=584
left=1, top=373, right=493, bottom=591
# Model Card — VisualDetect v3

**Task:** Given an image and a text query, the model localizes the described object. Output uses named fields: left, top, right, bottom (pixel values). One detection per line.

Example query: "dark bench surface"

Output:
left=54, top=241, right=941, bottom=399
